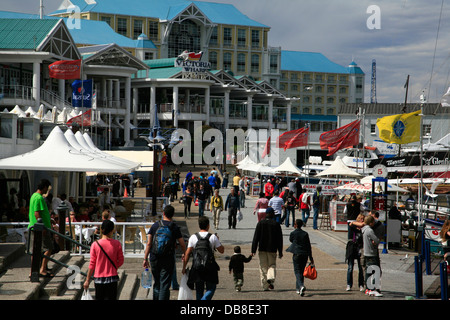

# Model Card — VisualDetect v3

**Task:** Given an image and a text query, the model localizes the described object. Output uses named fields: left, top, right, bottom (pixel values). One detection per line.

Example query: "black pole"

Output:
left=30, top=219, right=44, bottom=282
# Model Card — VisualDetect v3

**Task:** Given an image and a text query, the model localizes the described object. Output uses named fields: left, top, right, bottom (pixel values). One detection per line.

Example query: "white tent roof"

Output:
left=274, top=157, right=305, bottom=176
left=0, top=126, right=139, bottom=173
left=316, top=156, right=362, bottom=178
left=10, top=105, right=27, bottom=118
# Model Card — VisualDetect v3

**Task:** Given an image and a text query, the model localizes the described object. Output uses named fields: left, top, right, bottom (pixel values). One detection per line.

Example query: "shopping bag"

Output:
left=237, top=210, right=243, bottom=222
left=303, top=263, right=317, bottom=280
left=194, top=199, right=199, bottom=206
left=81, top=289, right=93, bottom=300
left=178, top=273, right=194, bottom=300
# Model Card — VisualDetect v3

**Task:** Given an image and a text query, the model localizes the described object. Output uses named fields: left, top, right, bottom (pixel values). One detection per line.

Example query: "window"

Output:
left=223, top=27, right=232, bottom=46
left=251, top=30, right=260, bottom=48
left=100, top=16, right=111, bottom=26
left=144, top=52, right=153, bottom=60
left=237, top=29, right=246, bottom=47
left=370, top=124, right=376, bottom=135
left=168, top=20, right=201, bottom=58
left=133, top=20, right=143, bottom=39
left=209, top=51, right=218, bottom=70
left=209, top=27, right=218, bottom=46
left=315, top=85, right=323, bottom=93
left=339, top=87, right=347, bottom=94
left=148, top=21, right=158, bottom=41
left=327, top=108, right=335, bottom=115
left=315, top=96, right=323, bottom=104
left=270, top=54, right=278, bottom=73
left=251, top=54, right=259, bottom=73
left=315, top=74, right=323, bottom=82
left=423, top=124, right=432, bottom=136
left=327, top=86, right=335, bottom=93
left=237, top=53, right=246, bottom=72
left=117, top=18, right=128, bottom=36
left=303, top=74, right=311, bottom=82
left=327, top=97, right=335, bottom=104
left=290, top=73, right=298, bottom=81
left=303, top=96, right=311, bottom=103
left=223, top=52, right=232, bottom=70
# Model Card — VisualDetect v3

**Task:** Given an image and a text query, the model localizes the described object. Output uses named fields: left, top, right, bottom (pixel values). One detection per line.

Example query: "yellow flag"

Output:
left=376, top=110, right=422, bottom=144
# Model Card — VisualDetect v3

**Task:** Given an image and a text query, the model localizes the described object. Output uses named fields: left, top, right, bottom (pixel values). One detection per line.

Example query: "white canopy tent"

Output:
left=0, top=126, right=140, bottom=173
left=274, top=157, right=305, bottom=176
left=316, top=156, right=362, bottom=178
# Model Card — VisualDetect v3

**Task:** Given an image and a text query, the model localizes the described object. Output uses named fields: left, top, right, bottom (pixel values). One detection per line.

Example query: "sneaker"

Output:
left=369, top=290, right=383, bottom=297
left=267, top=280, right=274, bottom=290
left=299, top=286, right=305, bottom=296
left=296, top=290, right=300, bottom=295
left=346, top=285, right=351, bottom=291
left=365, top=289, right=370, bottom=295
left=359, top=286, right=365, bottom=292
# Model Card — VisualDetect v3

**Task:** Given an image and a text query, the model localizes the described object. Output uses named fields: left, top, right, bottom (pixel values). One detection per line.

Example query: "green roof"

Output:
left=0, top=18, right=59, bottom=50
left=134, top=67, right=182, bottom=79
left=143, top=58, right=177, bottom=69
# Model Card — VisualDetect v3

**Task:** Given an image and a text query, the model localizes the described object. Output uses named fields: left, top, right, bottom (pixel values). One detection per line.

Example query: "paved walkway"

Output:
left=127, top=167, right=439, bottom=300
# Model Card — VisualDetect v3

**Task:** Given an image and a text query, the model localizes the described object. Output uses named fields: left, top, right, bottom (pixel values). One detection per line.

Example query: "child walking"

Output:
left=228, top=246, right=252, bottom=292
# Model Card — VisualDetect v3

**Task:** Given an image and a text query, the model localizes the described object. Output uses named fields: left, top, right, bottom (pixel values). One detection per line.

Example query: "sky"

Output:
left=3, top=0, right=450, bottom=104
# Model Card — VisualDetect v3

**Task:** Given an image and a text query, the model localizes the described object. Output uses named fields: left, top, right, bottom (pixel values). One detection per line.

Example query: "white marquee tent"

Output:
left=316, top=156, right=362, bottom=178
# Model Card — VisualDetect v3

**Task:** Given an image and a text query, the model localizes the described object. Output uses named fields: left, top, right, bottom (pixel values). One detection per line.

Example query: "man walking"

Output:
left=312, top=186, right=322, bottom=230
left=268, top=190, right=284, bottom=224
left=299, top=189, right=311, bottom=226
left=143, top=205, right=186, bottom=300
left=225, top=188, right=240, bottom=229
left=251, top=208, right=283, bottom=291
left=28, top=179, right=54, bottom=278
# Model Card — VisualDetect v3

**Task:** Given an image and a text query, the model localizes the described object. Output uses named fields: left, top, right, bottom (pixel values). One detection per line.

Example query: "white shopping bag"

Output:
left=81, top=289, right=93, bottom=300
left=237, top=210, right=243, bottom=222
left=178, top=273, right=193, bottom=300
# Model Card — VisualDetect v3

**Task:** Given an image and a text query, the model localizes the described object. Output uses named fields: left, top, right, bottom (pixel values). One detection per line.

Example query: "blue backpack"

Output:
left=151, top=221, right=174, bottom=256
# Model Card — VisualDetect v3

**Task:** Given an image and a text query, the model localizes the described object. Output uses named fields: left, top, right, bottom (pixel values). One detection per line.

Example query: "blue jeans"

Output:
left=198, top=200, right=206, bottom=217
left=347, top=257, right=364, bottom=288
left=150, top=257, right=175, bottom=300
left=292, top=254, right=308, bottom=290
left=195, top=281, right=217, bottom=300
left=285, top=207, right=296, bottom=227
left=301, top=209, right=310, bottom=224
left=312, top=206, right=319, bottom=229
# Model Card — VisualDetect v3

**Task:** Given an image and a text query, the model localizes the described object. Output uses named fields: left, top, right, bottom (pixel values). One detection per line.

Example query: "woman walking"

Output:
left=287, top=219, right=314, bottom=296
left=83, top=220, right=124, bottom=300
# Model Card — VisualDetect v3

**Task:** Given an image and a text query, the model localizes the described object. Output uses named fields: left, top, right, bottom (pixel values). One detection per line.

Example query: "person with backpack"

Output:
left=299, top=188, right=311, bottom=227
left=143, top=205, right=186, bottom=300
left=182, top=216, right=224, bottom=300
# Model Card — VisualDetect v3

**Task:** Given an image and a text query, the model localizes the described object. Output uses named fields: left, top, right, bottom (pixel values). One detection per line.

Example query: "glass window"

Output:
left=148, top=21, right=158, bottom=41
left=251, top=30, right=260, bottom=48
left=133, top=20, right=143, bottom=39
left=270, top=54, right=278, bottom=73
left=210, top=51, right=218, bottom=70
left=209, top=27, right=218, bottom=46
left=117, top=18, right=127, bottom=36
left=237, top=29, right=246, bottom=47
left=223, top=52, right=232, bottom=70
left=223, top=27, right=232, bottom=46
left=168, top=20, right=201, bottom=58
left=251, top=54, right=259, bottom=73
left=100, top=16, right=111, bottom=26
left=0, top=117, right=12, bottom=138
left=237, top=53, right=246, bottom=72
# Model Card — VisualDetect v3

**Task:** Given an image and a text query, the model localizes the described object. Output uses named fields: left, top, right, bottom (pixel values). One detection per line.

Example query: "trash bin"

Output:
left=146, top=184, right=152, bottom=197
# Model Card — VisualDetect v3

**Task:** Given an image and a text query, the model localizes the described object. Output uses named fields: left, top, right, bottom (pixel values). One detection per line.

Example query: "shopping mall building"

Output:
left=0, top=0, right=365, bottom=198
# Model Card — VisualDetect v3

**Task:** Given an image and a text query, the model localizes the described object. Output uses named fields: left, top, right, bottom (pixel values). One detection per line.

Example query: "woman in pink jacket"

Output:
left=83, top=220, right=124, bottom=300
left=253, top=192, right=269, bottom=222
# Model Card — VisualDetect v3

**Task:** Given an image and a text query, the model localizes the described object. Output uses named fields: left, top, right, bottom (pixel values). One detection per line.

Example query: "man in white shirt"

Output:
left=268, top=191, right=284, bottom=224
left=182, top=216, right=224, bottom=300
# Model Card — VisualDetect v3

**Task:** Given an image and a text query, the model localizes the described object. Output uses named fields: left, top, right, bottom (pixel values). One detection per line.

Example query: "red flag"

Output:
left=66, top=109, right=92, bottom=126
left=262, top=136, right=270, bottom=158
left=49, top=59, right=81, bottom=79
left=277, top=127, right=309, bottom=151
left=319, top=120, right=360, bottom=156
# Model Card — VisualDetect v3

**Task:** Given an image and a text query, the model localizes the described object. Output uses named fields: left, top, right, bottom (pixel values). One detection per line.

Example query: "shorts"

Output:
left=27, top=228, right=54, bottom=254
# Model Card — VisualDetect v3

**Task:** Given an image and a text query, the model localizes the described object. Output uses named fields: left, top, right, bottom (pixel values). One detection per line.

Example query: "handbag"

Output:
left=303, top=263, right=317, bottom=280
left=96, top=240, right=117, bottom=270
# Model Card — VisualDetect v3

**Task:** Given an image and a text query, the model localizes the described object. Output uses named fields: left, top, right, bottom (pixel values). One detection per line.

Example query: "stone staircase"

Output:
left=0, top=243, right=149, bottom=300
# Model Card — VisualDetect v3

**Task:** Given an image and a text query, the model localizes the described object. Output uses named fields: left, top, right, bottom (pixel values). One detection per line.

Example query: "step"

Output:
left=43, top=254, right=85, bottom=299
left=118, top=272, right=138, bottom=300
left=0, top=243, right=26, bottom=273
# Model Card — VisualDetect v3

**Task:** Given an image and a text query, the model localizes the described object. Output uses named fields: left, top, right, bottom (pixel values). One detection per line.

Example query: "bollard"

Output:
left=30, top=218, right=44, bottom=282
left=425, top=240, right=431, bottom=275
left=415, top=255, right=423, bottom=299
left=440, top=262, right=448, bottom=300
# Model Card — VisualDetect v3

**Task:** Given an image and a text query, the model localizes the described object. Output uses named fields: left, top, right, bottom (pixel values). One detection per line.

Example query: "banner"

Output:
left=49, top=59, right=81, bottom=79
left=67, top=109, right=92, bottom=127
left=71, top=79, right=93, bottom=108
left=277, top=127, right=309, bottom=151
left=376, top=110, right=421, bottom=145
left=320, top=120, right=360, bottom=156
left=262, top=137, right=270, bottom=158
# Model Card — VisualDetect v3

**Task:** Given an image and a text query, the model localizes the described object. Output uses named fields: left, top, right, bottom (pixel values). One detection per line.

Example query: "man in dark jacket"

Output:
left=225, top=188, right=240, bottom=229
left=287, top=219, right=314, bottom=296
left=251, top=207, right=283, bottom=291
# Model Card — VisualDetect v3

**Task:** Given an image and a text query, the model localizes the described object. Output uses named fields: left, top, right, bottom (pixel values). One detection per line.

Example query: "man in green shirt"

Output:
left=28, top=179, right=54, bottom=278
